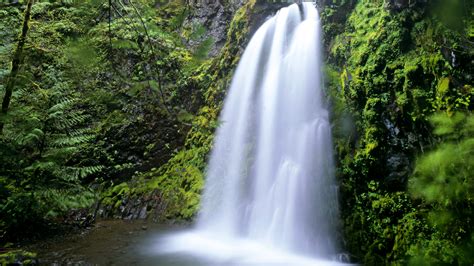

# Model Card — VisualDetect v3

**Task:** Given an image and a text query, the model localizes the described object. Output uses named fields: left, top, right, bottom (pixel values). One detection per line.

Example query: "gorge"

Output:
left=0, top=0, right=472, bottom=265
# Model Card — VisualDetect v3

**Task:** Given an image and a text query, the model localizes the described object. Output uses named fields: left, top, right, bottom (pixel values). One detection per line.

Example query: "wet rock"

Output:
left=381, top=115, right=418, bottom=189
left=384, top=0, right=409, bottom=10
left=316, top=0, right=356, bottom=7
left=386, top=153, right=410, bottom=185
left=184, top=0, right=245, bottom=57
left=0, top=250, right=38, bottom=266
left=183, top=0, right=293, bottom=57
left=251, top=0, right=290, bottom=32
left=138, top=206, right=148, bottom=219
left=384, top=0, right=428, bottom=11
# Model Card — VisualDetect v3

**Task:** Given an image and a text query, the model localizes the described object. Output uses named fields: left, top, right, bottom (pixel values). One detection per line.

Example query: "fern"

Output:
left=0, top=71, right=103, bottom=239
left=52, top=135, right=94, bottom=147
left=34, top=186, right=96, bottom=218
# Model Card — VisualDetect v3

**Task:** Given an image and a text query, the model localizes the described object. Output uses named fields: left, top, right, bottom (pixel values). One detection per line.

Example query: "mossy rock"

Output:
left=0, top=250, right=38, bottom=265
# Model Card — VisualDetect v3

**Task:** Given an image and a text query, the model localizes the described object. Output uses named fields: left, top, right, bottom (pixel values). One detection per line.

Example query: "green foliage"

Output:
left=0, top=81, right=101, bottom=240
left=343, top=181, right=421, bottom=264
left=325, top=0, right=473, bottom=264
left=0, top=249, right=37, bottom=265
left=0, top=8, right=21, bottom=84
left=100, top=101, right=218, bottom=220
left=0, top=0, right=253, bottom=247
left=407, top=112, right=474, bottom=264
left=0, top=2, right=105, bottom=242
left=100, top=0, right=258, bottom=221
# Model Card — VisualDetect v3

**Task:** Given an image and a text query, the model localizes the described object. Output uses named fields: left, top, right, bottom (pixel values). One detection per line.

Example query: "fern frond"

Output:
left=52, top=134, right=94, bottom=147
left=25, top=161, right=57, bottom=173
left=69, top=128, right=91, bottom=136
left=48, top=98, right=75, bottom=114
left=61, top=165, right=104, bottom=181
left=19, top=128, right=44, bottom=145
left=52, top=113, right=89, bottom=130
left=44, top=146, right=79, bottom=159
left=34, top=186, right=96, bottom=217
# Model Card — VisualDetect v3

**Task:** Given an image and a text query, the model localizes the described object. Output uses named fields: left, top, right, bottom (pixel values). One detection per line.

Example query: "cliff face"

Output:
left=100, top=0, right=289, bottom=221
left=182, top=0, right=245, bottom=57
left=321, top=0, right=473, bottom=264
left=181, top=0, right=287, bottom=56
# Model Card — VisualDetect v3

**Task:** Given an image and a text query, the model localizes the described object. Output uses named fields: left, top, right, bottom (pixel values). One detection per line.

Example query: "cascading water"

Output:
left=158, top=3, right=342, bottom=265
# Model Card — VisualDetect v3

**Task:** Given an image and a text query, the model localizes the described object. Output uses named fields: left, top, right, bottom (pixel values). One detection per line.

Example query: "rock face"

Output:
left=249, top=0, right=288, bottom=36
left=384, top=0, right=428, bottom=11
left=316, top=0, right=355, bottom=7
left=100, top=0, right=301, bottom=222
left=384, top=0, right=409, bottom=10
left=183, top=0, right=297, bottom=57
left=100, top=190, right=167, bottom=221
left=184, top=0, right=245, bottom=57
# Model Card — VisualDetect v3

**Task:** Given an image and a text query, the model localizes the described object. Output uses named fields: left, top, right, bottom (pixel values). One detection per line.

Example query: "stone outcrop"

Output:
left=183, top=0, right=296, bottom=57
left=183, top=0, right=245, bottom=57
left=384, top=0, right=428, bottom=11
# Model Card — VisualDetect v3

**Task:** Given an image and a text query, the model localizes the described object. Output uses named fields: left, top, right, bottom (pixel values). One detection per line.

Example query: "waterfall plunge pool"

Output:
left=31, top=220, right=347, bottom=265
left=30, top=220, right=201, bottom=265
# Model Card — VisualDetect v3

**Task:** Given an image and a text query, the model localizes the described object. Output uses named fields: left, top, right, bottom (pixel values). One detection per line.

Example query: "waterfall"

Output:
left=159, top=3, right=341, bottom=264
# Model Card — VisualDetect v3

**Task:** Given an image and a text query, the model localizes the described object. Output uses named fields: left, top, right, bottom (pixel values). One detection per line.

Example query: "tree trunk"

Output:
left=0, top=0, right=34, bottom=134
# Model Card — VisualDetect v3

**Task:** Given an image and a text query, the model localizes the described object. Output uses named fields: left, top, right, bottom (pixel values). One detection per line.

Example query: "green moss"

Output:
left=101, top=0, right=258, bottom=221
left=0, top=250, right=37, bottom=265
left=325, top=0, right=473, bottom=263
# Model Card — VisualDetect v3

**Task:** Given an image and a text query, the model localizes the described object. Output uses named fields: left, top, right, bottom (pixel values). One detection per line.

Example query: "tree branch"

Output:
left=0, top=0, right=34, bottom=134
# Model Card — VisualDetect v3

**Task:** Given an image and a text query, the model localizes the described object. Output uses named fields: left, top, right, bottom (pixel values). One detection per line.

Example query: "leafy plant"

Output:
left=408, top=112, right=473, bottom=264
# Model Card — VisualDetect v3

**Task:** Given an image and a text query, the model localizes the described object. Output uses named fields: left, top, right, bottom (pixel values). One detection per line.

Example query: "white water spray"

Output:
left=158, top=3, right=341, bottom=264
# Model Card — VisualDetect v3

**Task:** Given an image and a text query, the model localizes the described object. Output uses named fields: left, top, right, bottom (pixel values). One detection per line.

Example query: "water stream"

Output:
left=157, top=3, right=343, bottom=265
